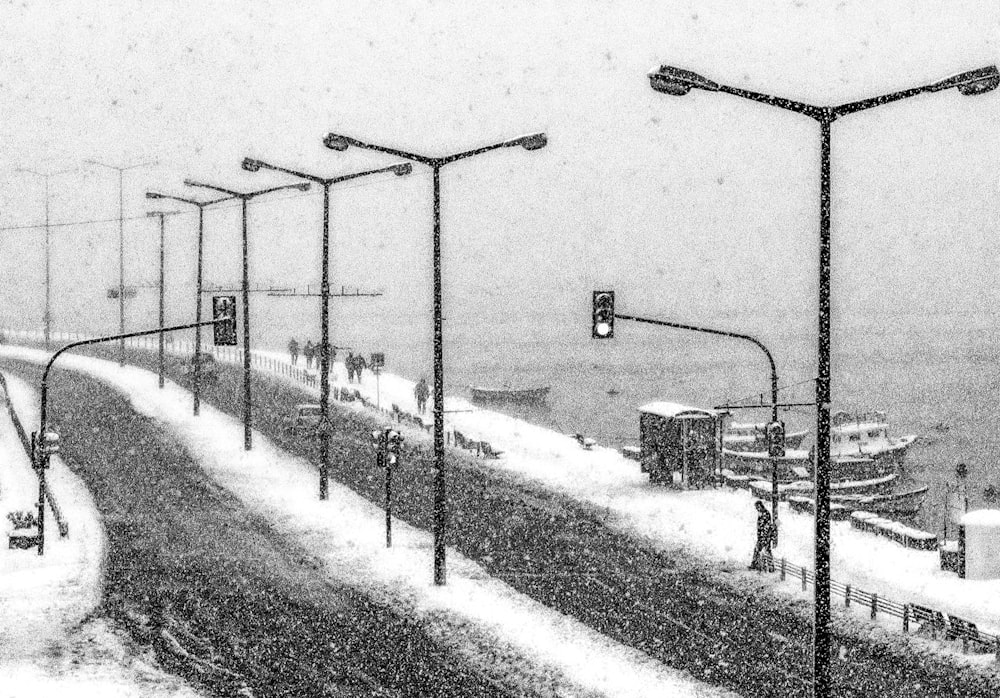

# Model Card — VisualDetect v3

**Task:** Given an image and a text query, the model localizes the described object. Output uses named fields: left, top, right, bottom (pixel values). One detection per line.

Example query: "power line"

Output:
left=0, top=168, right=427, bottom=235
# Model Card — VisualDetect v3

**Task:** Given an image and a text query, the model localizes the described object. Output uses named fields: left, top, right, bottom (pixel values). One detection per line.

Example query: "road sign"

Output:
left=212, top=296, right=237, bottom=346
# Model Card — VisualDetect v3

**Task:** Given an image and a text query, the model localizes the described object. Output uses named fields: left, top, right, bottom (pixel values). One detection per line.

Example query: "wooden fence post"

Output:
left=780, top=557, right=786, bottom=581
left=903, top=604, right=909, bottom=632
left=871, top=593, right=878, bottom=620
left=801, top=567, right=807, bottom=592
left=845, top=584, right=851, bottom=607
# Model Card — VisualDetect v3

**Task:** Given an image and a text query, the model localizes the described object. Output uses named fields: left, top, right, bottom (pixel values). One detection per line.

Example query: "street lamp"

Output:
left=146, top=191, right=235, bottom=415
left=323, top=131, right=547, bottom=585
left=145, top=210, right=183, bottom=388
left=85, top=159, right=158, bottom=366
left=648, top=62, right=998, bottom=697
left=15, top=167, right=75, bottom=349
left=240, top=157, right=411, bottom=500
left=184, top=179, right=311, bottom=450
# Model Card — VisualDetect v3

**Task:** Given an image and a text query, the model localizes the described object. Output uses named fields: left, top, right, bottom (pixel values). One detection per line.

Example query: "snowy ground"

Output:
left=0, top=345, right=737, bottom=698
left=250, top=347, right=1000, bottom=643
left=0, top=372, right=204, bottom=698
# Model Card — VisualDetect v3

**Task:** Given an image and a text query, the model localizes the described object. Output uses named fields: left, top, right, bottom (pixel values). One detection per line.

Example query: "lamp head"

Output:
left=518, top=133, right=547, bottom=151
left=145, top=192, right=163, bottom=199
left=927, top=65, right=1000, bottom=95
left=648, top=65, right=720, bottom=96
left=295, top=182, right=311, bottom=192
left=323, top=133, right=350, bottom=151
left=392, top=163, right=413, bottom=176
left=146, top=210, right=161, bottom=218
left=242, top=158, right=262, bottom=172
left=182, top=178, right=197, bottom=187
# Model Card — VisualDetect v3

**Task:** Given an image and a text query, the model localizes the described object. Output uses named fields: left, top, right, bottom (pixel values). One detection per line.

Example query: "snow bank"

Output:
left=0, top=346, right=736, bottom=698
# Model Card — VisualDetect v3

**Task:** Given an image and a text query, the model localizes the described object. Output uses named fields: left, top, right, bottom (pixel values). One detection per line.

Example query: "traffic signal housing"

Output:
left=592, top=291, right=615, bottom=339
left=766, top=421, right=785, bottom=459
left=212, top=296, right=237, bottom=346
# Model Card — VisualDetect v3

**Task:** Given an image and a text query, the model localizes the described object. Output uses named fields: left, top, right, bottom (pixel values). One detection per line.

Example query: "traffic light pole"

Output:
left=614, top=312, right=783, bottom=526
left=34, top=316, right=228, bottom=554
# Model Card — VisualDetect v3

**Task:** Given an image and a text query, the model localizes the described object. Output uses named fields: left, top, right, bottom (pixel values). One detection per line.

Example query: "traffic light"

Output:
left=387, top=430, right=403, bottom=465
left=766, top=421, right=785, bottom=459
left=212, top=296, right=237, bottom=346
left=39, top=431, right=60, bottom=456
left=592, top=291, right=614, bottom=339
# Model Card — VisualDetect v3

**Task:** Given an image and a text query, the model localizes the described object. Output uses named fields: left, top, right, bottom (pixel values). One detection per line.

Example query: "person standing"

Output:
left=346, top=351, right=356, bottom=383
left=355, top=353, right=367, bottom=383
left=303, top=340, right=315, bottom=370
left=414, top=377, right=429, bottom=415
left=288, top=338, right=299, bottom=366
left=750, top=500, right=775, bottom=571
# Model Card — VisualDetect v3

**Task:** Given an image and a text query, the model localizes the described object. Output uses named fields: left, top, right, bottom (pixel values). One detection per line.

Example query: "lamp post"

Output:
left=145, top=210, right=183, bottom=388
left=647, top=62, right=999, bottom=697
left=324, top=131, right=547, bottom=585
left=184, top=179, right=311, bottom=450
left=15, top=167, right=74, bottom=349
left=146, top=191, right=235, bottom=414
left=241, top=157, right=411, bottom=500
left=85, top=159, right=158, bottom=366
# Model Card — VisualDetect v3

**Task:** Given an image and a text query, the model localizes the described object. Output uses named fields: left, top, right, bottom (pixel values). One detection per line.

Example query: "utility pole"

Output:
left=15, top=167, right=75, bottom=348
left=146, top=210, right=183, bottom=388
left=86, top=159, right=157, bottom=365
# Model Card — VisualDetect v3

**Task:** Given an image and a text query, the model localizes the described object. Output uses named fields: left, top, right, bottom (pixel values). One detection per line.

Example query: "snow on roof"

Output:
left=960, top=509, right=1000, bottom=527
left=638, top=401, right=723, bottom=419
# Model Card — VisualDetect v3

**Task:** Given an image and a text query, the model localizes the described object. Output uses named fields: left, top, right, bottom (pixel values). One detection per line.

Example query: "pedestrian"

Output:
left=750, top=500, right=775, bottom=572
left=346, top=351, right=356, bottom=383
left=288, top=337, right=299, bottom=366
left=414, top=377, right=429, bottom=415
left=303, top=340, right=315, bottom=369
left=355, top=353, right=367, bottom=382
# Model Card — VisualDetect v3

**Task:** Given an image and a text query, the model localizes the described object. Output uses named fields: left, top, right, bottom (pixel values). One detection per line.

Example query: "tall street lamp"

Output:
left=15, top=167, right=74, bottom=349
left=146, top=191, right=235, bottom=415
left=324, top=131, right=547, bottom=585
left=85, top=159, right=157, bottom=365
left=184, top=179, right=311, bottom=450
left=241, top=157, right=412, bottom=500
left=647, top=62, right=999, bottom=697
left=145, top=210, right=182, bottom=388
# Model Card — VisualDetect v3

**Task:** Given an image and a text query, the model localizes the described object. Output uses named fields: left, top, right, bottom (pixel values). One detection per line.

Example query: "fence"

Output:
left=772, top=553, right=1000, bottom=656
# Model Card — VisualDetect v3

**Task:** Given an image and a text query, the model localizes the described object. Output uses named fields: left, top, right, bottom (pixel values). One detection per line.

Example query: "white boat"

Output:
left=748, top=473, right=898, bottom=501
left=722, top=422, right=808, bottom=452
left=830, top=410, right=918, bottom=463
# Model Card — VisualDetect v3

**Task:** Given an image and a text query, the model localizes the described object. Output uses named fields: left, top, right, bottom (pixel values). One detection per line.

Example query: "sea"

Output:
left=234, top=295, right=1000, bottom=538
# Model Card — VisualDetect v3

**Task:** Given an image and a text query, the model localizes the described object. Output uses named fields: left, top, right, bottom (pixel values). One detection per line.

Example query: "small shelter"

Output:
left=638, top=401, right=725, bottom=488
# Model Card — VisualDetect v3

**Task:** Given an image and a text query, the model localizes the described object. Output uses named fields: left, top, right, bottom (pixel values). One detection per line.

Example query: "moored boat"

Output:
left=748, top=473, right=898, bottom=501
left=470, top=385, right=550, bottom=404
left=722, top=422, right=808, bottom=452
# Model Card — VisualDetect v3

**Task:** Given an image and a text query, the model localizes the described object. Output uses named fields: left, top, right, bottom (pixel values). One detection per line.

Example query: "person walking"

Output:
left=355, top=353, right=367, bottom=383
left=287, top=338, right=299, bottom=366
left=346, top=351, right=356, bottom=383
left=303, top=340, right=315, bottom=370
left=414, top=377, right=429, bottom=415
left=750, top=500, right=775, bottom=571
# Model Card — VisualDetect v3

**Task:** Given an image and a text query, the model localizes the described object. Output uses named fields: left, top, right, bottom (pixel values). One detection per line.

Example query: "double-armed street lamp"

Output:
left=647, top=62, right=999, bottom=697
left=145, top=191, right=236, bottom=415
left=184, top=179, right=312, bottom=450
left=85, top=159, right=158, bottom=366
left=15, top=167, right=75, bottom=349
left=323, top=131, right=547, bottom=585
left=240, top=157, right=412, bottom=500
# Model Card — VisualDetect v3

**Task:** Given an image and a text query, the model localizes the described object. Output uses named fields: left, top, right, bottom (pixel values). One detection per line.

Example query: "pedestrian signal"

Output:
left=212, top=296, right=237, bottom=346
left=592, top=291, right=615, bottom=339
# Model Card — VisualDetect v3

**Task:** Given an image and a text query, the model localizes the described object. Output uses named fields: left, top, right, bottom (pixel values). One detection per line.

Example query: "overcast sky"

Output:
left=0, top=0, right=998, bottom=352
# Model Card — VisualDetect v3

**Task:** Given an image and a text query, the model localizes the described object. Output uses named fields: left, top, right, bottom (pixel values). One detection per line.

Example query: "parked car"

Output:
left=285, top=403, right=323, bottom=436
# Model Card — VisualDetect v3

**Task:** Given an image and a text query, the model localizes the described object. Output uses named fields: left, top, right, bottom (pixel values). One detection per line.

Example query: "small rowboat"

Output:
left=470, top=385, right=550, bottom=404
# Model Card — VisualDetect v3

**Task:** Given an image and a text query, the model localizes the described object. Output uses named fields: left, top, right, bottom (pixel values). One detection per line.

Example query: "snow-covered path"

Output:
left=0, top=346, right=736, bottom=698
left=0, top=371, right=204, bottom=697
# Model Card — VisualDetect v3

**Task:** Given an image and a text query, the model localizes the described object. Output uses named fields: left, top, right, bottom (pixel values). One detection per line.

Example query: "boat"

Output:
left=829, top=410, right=918, bottom=464
left=748, top=473, right=898, bottom=501
left=470, top=385, right=550, bottom=404
left=722, top=422, right=808, bottom=452
left=785, top=485, right=930, bottom=517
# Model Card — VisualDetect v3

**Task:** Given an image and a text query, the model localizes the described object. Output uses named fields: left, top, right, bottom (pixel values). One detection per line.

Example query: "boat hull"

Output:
left=470, top=386, right=550, bottom=404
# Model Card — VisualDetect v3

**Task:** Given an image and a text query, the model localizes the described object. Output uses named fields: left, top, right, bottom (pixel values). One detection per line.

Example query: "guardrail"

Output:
left=771, top=553, right=1000, bottom=656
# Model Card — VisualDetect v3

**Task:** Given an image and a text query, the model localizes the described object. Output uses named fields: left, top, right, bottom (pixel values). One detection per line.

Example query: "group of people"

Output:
left=287, top=338, right=335, bottom=370
left=344, top=352, right=368, bottom=383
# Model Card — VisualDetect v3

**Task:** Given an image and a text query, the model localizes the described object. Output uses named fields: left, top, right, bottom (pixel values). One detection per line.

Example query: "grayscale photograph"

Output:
left=1, top=2, right=998, bottom=697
